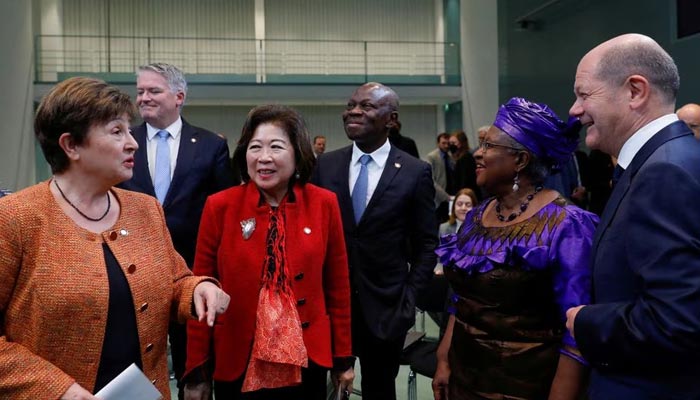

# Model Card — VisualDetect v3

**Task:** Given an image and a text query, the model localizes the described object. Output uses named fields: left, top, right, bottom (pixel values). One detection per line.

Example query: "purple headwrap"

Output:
left=493, top=97, right=581, bottom=167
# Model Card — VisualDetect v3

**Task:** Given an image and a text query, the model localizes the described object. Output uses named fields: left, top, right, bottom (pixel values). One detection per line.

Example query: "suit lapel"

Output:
left=333, top=147, right=355, bottom=229
left=592, top=121, right=691, bottom=254
left=166, top=120, right=198, bottom=206
left=132, top=124, right=156, bottom=196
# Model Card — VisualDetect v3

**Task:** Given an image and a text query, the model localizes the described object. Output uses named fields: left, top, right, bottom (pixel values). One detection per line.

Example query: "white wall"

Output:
left=0, top=0, right=36, bottom=190
left=460, top=0, right=499, bottom=145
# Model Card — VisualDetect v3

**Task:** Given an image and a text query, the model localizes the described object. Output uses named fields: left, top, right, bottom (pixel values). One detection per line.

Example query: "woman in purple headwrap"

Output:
left=432, top=97, right=599, bottom=400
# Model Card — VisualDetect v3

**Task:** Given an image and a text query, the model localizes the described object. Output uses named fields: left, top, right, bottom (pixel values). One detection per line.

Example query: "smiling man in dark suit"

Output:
left=118, top=62, right=234, bottom=399
left=312, top=82, right=437, bottom=400
left=565, top=34, right=700, bottom=399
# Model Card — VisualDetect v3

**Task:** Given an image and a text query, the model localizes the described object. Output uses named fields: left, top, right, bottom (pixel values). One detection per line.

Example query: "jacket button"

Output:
left=139, top=302, right=149, bottom=312
left=145, top=343, right=154, bottom=352
left=294, top=272, right=304, bottom=280
left=109, top=231, right=118, bottom=240
left=301, top=321, right=310, bottom=329
left=297, top=298, right=306, bottom=306
left=127, top=264, right=136, bottom=274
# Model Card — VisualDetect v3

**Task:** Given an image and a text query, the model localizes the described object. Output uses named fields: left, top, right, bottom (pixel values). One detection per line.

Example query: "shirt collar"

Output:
left=146, top=117, right=183, bottom=141
left=351, top=139, right=391, bottom=168
left=617, top=114, right=678, bottom=169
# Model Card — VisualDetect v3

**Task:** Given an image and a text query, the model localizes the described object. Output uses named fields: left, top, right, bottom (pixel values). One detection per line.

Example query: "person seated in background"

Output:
left=0, top=77, right=229, bottom=399
left=184, top=105, right=354, bottom=400
left=438, top=188, right=478, bottom=237
left=432, top=97, right=598, bottom=400
left=435, top=188, right=478, bottom=277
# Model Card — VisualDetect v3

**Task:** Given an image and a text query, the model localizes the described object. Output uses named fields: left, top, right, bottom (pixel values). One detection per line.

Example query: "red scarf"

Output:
left=242, top=203, right=308, bottom=392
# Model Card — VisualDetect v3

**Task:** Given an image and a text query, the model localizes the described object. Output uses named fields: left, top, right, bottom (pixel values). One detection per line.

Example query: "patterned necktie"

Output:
left=352, top=154, right=372, bottom=224
left=611, top=164, right=625, bottom=188
left=154, top=130, right=171, bottom=203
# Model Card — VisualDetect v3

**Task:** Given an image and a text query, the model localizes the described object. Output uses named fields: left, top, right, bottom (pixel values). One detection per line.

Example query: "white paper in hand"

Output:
left=95, top=363, right=162, bottom=400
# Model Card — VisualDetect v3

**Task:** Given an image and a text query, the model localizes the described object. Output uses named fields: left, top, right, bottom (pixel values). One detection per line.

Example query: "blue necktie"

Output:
left=352, top=154, right=372, bottom=224
left=154, top=130, right=171, bottom=203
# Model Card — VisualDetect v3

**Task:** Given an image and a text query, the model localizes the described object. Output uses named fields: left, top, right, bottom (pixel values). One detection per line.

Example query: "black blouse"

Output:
left=93, top=243, right=142, bottom=393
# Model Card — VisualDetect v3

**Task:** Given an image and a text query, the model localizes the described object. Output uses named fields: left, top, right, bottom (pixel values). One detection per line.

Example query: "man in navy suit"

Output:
left=565, top=34, right=700, bottom=399
left=118, top=62, right=234, bottom=398
left=312, top=82, right=437, bottom=400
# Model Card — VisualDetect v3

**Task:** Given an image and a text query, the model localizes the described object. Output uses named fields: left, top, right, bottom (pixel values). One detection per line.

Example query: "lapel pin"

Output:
left=394, top=162, right=401, bottom=168
left=303, top=227, right=311, bottom=235
left=191, top=138, right=197, bottom=143
left=240, top=218, right=256, bottom=240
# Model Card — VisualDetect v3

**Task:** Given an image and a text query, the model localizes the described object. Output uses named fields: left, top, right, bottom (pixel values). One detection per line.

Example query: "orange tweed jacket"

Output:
left=0, top=181, right=213, bottom=399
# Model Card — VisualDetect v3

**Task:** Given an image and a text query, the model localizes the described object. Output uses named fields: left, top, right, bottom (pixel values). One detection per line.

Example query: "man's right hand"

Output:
left=184, top=381, right=212, bottom=400
left=432, top=360, right=451, bottom=400
left=60, top=382, right=98, bottom=400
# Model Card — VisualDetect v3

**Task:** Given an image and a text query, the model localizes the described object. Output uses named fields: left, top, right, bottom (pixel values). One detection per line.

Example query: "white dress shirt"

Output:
left=617, top=114, right=679, bottom=169
left=349, top=139, right=391, bottom=207
left=145, top=117, right=183, bottom=184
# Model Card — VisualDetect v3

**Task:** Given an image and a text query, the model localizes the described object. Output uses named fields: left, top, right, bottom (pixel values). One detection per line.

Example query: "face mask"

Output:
left=448, top=144, right=459, bottom=153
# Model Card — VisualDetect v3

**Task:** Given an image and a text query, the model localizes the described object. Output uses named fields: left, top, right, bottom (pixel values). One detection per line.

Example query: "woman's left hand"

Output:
left=331, top=367, right=354, bottom=399
left=193, top=281, right=230, bottom=327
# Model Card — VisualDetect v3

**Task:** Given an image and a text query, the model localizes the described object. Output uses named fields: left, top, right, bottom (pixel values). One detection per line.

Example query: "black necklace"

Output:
left=54, top=178, right=111, bottom=222
left=495, top=186, right=543, bottom=222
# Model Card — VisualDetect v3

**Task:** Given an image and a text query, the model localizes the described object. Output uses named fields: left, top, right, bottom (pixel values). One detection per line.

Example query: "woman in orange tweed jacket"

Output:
left=184, top=105, right=354, bottom=400
left=0, top=77, right=230, bottom=399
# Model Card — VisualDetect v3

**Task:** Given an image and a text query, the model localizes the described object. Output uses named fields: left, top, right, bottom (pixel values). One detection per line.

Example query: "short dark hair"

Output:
left=437, top=132, right=450, bottom=142
left=596, top=39, right=679, bottom=104
left=234, top=105, right=316, bottom=184
left=34, top=77, right=136, bottom=174
left=313, top=135, right=326, bottom=143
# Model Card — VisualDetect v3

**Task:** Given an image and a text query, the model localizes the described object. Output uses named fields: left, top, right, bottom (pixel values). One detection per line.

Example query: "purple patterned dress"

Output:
left=436, top=197, right=598, bottom=399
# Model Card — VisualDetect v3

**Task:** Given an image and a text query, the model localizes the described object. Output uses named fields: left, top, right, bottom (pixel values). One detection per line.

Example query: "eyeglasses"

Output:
left=478, top=140, right=523, bottom=152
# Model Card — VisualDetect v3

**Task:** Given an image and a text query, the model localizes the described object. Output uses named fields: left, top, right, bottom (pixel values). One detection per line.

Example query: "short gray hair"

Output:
left=138, top=62, right=188, bottom=97
left=595, top=40, right=679, bottom=105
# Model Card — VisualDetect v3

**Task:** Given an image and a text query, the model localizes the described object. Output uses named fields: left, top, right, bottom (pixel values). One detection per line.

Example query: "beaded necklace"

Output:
left=495, top=186, right=543, bottom=222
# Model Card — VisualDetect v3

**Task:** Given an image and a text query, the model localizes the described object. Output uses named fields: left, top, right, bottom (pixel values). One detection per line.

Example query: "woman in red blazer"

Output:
left=184, top=105, right=354, bottom=400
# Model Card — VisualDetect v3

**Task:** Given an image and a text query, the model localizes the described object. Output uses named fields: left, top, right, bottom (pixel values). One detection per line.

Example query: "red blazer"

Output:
left=186, top=182, right=352, bottom=382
